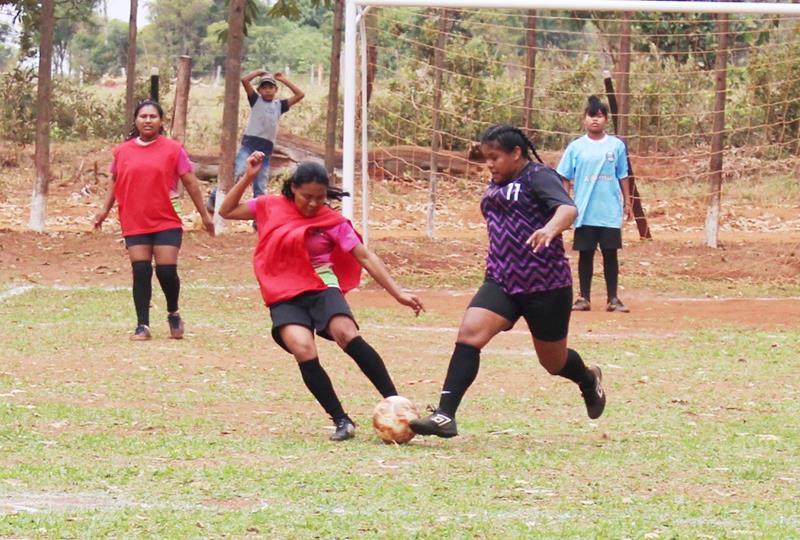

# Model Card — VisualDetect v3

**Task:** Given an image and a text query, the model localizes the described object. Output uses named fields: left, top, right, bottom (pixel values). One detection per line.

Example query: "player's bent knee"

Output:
left=455, top=326, right=489, bottom=348
left=332, top=328, right=359, bottom=349
left=328, top=317, right=359, bottom=347
left=289, top=344, right=318, bottom=362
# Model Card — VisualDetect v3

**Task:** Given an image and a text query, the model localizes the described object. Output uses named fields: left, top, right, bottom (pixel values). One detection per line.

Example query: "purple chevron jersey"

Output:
left=481, top=162, right=575, bottom=295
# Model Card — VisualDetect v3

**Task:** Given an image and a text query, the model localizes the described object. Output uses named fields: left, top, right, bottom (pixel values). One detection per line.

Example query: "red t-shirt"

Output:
left=112, top=137, right=191, bottom=236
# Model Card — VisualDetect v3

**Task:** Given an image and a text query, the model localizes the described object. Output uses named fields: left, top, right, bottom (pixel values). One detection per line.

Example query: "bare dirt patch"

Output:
left=2, top=138, right=799, bottom=338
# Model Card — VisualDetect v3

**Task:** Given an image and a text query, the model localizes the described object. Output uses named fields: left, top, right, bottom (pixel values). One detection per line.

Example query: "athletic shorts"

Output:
left=269, top=288, right=357, bottom=352
left=124, top=228, right=183, bottom=248
left=572, top=226, right=622, bottom=251
left=468, top=280, right=572, bottom=342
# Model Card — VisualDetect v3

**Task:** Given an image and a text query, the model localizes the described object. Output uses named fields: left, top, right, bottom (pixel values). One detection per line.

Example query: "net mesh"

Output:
left=358, top=8, right=800, bottom=233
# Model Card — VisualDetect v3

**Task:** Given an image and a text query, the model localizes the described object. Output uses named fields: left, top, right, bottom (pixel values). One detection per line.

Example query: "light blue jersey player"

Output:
left=557, top=96, right=632, bottom=313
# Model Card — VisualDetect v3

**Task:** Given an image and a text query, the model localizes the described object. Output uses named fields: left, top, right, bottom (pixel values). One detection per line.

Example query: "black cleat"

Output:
left=206, top=190, right=216, bottom=214
left=167, top=312, right=184, bottom=339
left=572, top=297, right=591, bottom=311
left=606, top=297, right=630, bottom=313
left=130, top=324, right=152, bottom=341
left=409, top=410, right=458, bottom=438
left=581, top=366, right=606, bottom=419
left=330, top=416, right=356, bottom=441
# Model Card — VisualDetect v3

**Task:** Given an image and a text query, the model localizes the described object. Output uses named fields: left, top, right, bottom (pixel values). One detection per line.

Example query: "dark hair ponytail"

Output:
left=479, top=124, right=544, bottom=164
left=584, top=95, right=609, bottom=118
left=126, top=99, right=166, bottom=140
left=281, top=161, right=350, bottom=201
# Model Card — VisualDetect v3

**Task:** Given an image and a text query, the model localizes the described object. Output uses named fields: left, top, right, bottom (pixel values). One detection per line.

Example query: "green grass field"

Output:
left=1, top=282, right=798, bottom=538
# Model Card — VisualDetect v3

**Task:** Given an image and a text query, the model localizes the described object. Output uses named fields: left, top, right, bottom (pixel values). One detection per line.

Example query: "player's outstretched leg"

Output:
left=297, top=358, right=355, bottom=441
left=410, top=343, right=481, bottom=438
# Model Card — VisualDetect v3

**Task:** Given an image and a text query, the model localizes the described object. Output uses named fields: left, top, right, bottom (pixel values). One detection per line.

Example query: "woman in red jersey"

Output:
left=220, top=153, right=424, bottom=442
left=93, top=100, right=214, bottom=341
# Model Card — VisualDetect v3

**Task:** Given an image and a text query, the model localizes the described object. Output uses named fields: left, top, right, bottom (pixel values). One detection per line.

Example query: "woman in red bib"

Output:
left=93, top=100, right=214, bottom=341
left=220, top=153, right=424, bottom=441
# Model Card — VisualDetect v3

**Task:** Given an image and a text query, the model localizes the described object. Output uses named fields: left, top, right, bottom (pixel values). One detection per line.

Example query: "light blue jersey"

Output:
left=556, top=134, right=629, bottom=229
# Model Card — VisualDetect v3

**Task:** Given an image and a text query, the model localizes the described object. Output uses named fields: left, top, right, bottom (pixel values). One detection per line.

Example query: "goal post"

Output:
left=342, top=0, right=800, bottom=244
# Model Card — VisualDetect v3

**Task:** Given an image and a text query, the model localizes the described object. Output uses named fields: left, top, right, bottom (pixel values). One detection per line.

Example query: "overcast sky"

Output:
left=105, top=0, right=150, bottom=27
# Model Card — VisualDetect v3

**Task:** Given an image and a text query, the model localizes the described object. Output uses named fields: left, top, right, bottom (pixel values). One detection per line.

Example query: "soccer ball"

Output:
left=372, top=395, right=419, bottom=444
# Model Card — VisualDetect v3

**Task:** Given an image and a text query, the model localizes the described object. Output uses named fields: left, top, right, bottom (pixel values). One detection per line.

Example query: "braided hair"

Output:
left=479, top=124, right=544, bottom=164
left=281, top=161, right=350, bottom=202
left=126, top=99, right=166, bottom=140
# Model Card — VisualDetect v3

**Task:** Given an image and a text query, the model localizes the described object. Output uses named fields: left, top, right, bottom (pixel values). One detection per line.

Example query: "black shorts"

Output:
left=124, top=228, right=183, bottom=248
left=468, top=280, right=572, bottom=342
left=269, top=288, right=357, bottom=352
left=572, top=226, right=622, bottom=251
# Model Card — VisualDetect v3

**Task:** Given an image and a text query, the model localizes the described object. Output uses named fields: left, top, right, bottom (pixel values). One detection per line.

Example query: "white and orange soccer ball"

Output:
left=372, top=395, right=420, bottom=444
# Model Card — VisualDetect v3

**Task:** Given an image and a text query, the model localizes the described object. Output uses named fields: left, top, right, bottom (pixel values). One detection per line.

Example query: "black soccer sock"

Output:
left=437, top=343, right=481, bottom=418
left=601, top=248, right=619, bottom=300
left=155, top=264, right=180, bottom=314
left=578, top=250, right=595, bottom=300
left=131, top=260, right=152, bottom=326
left=298, top=358, right=346, bottom=421
left=344, top=336, right=398, bottom=398
left=557, top=348, right=594, bottom=388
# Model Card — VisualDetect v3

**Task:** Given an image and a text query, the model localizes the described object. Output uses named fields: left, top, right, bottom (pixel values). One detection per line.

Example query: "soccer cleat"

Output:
left=167, top=312, right=184, bottom=339
left=330, top=416, right=356, bottom=441
left=206, top=190, right=216, bottom=214
left=580, top=366, right=606, bottom=419
left=409, top=409, right=458, bottom=438
left=572, top=297, right=591, bottom=311
left=130, top=324, right=152, bottom=341
left=606, top=297, right=630, bottom=313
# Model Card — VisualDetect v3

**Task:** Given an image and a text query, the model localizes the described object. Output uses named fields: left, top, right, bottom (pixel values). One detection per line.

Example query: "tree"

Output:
left=52, top=0, right=99, bottom=74
left=0, top=21, right=14, bottom=70
left=144, top=0, right=216, bottom=74
left=324, top=0, right=343, bottom=174
left=214, top=0, right=245, bottom=234
left=29, top=0, right=54, bottom=232
left=125, top=0, right=137, bottom=124
left=245, top=18, right=329, bottom=73
left=70, top=19, right=130, bottom=79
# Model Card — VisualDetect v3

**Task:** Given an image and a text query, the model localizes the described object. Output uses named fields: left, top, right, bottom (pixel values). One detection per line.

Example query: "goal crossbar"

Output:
left=351, top=0, right=800, bottom=15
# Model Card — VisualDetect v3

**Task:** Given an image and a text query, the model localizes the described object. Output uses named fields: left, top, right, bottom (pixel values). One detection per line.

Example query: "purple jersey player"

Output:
left=410, top=124, right=607, bottom=438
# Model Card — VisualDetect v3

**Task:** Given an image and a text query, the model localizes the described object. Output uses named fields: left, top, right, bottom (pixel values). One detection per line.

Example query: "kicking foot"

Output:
left=409, top=410, right=458, bottom=438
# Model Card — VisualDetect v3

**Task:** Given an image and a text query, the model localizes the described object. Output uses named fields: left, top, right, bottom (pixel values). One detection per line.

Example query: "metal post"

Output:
left=342, top=0, right=358, bottom=220
left=359, top=9, right=370, bottom=246
left=149, top=67, right=159, bottom=102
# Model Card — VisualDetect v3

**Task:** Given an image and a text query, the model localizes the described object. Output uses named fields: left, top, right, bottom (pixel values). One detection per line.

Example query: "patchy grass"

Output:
left=1, top=285, right=798, bottom=537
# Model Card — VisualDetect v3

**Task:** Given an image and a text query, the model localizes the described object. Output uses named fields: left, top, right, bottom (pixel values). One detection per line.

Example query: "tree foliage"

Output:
left=0, top=20, right=14, bottom=70
left=70, top=18, right=131, bottom=80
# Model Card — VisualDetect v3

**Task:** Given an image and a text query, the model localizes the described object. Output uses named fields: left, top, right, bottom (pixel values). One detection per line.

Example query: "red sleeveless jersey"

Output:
left=112, top=137, right=184, bottom=236
left=252, top=195, right=362, bottom=306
